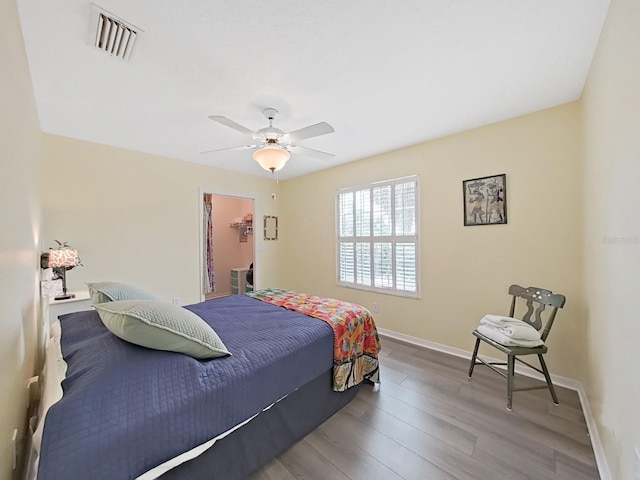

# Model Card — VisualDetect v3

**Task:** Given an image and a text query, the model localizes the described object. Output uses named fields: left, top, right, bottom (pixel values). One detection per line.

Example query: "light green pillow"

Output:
left=94, top=301, right=230, bottom=360
left=87, top=282, right=159, bottom=304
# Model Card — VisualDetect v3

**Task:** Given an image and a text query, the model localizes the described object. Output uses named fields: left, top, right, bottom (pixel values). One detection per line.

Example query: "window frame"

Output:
left=336, top=175, right=420, bottom=299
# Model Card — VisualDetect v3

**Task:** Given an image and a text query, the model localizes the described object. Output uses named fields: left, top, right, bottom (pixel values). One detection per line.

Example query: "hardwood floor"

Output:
left=249, top=336, right=600, bottom=480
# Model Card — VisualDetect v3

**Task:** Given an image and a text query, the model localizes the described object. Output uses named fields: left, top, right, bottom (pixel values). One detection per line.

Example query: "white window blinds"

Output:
left=337, top=176, right=419, bottom=297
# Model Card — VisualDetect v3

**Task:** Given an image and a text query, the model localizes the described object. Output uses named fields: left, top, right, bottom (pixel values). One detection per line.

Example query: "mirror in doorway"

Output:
left=264, top=216, right=278, bottom=240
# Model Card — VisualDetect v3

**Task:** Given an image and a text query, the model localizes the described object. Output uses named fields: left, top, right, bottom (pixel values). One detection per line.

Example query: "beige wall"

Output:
left=41, top=135, right=281, bottom=307
left=581, top=0, right=640, bottom=478
left=0, top=0, right=43, bottom=478
left=280, top=103, right=585, bottom=380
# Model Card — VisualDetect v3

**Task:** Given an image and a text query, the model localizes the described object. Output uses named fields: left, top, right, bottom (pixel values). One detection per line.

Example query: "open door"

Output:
left=201, top=192, right=255, bottom=300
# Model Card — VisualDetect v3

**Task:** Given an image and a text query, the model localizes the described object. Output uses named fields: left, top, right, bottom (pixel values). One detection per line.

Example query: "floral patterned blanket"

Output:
left=246, top=288, right=381, bottom=391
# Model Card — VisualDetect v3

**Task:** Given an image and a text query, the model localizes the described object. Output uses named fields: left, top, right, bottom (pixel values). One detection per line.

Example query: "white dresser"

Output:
left=230, top=268, right=249, bottom=295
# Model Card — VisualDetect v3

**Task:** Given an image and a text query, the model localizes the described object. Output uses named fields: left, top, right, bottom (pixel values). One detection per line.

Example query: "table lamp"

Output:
left=48, top=247, right=81, bottom=300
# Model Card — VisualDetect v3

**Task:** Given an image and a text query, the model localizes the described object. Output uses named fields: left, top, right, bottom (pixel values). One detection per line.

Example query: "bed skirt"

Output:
left=160, top=368, right=364, bottom=479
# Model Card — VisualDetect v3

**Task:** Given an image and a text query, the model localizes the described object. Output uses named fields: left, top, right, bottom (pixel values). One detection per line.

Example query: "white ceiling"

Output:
left=17, top=0, right=610, bottom=180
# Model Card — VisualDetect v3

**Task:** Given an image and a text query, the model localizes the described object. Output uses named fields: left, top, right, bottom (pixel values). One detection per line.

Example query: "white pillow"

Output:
left=94, top=301, right=230, bottom=360
left=87, top=282, right=159, bottom=304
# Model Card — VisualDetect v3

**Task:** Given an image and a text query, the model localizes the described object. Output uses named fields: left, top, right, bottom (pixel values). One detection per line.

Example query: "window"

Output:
left=337, top=176, right=419, bottom=297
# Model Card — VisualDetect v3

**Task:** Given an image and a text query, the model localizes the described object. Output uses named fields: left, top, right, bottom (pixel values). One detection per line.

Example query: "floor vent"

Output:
left=90, top=5, right=141, bottom=61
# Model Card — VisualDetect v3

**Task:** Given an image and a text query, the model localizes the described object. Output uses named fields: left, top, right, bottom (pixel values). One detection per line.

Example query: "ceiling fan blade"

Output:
left=208, top=116, right=256, bottom=137
left=200, top=144, right=259, bottom=155
left=288, top=144, right=335, bottom=160
left=284, top=122, right=334, bottom=142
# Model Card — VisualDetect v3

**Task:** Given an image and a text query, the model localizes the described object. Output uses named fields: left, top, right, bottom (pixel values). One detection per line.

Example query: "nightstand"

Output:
left=47, top=291, right=92, bottom=325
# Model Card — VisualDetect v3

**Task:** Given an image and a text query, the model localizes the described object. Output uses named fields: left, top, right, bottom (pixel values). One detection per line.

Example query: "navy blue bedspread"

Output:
left=38, top=295, right=334, bottom=480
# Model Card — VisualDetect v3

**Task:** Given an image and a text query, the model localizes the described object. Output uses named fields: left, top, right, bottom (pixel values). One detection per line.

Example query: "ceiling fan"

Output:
left=201, top=108, right=335, bottom=172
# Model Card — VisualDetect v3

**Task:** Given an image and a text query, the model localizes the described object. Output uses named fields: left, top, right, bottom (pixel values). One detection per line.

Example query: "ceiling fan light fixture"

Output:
left=252, top=145, right=290, bottom=172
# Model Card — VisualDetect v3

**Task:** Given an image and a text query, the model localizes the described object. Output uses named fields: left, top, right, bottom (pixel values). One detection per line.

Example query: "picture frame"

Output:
left=263, top=215, right=278, bottom=240
left=463, top=174, right=507, bottom=226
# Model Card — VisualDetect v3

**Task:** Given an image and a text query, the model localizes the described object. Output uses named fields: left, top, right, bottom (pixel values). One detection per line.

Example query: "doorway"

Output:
left=202, top=192, right=255, bottom=300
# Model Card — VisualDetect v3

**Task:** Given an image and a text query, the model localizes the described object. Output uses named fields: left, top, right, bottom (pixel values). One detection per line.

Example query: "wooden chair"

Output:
left=467, top=284, right=566, bottom=411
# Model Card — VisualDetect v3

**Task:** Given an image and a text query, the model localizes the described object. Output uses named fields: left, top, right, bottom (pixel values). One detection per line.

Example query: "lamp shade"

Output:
left=48, top=248, right=80, bottom=268
left=252, top=145, right=290, bottom=172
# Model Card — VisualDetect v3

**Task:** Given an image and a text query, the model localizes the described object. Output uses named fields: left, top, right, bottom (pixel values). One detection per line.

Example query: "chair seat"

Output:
left=472, top=329, right=548, bottom=355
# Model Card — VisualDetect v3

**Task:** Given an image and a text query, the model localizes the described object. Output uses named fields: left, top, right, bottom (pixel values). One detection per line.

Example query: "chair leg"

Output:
left=468, top=337, right=481, bottom=377
left=538, top=354, right=559, bottom=405
left=507, top=354, right=515, bottom=411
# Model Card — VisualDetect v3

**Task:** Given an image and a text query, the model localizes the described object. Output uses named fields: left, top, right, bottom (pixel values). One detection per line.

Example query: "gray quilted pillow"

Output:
left=87, top=282, right=159, bottom=304
left=94, top=301, right=230, bottom=360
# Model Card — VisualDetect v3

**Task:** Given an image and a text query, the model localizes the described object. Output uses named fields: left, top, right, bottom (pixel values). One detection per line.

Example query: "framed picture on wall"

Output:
left=463, top=174, right=507, bottom=226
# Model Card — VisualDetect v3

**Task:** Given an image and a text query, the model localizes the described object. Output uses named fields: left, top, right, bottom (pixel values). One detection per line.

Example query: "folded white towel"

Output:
left=494, top=324, right=541, bottom=341
left=480, top=314, right=525, bottom=326
left=479, top=316, right=541, bottom=341
left=477, top=325, right=544, bottom=347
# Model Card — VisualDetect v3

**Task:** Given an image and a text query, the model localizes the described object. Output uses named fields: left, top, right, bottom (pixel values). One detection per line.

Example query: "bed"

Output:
left=32, top=289, right=381, bottom=480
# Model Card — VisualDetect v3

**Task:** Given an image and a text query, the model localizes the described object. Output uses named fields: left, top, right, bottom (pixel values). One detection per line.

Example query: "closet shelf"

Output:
left=229, top=222, right=253, bottom=235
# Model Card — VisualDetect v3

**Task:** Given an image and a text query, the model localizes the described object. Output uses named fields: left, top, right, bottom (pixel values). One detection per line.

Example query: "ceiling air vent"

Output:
left=89, top=5, right=141, bottom=61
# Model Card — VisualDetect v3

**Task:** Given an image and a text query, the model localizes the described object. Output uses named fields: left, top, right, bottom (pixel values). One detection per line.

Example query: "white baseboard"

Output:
left=573, top=383, right=611, bottom=480
left=377, top=327, right=611, bottom=480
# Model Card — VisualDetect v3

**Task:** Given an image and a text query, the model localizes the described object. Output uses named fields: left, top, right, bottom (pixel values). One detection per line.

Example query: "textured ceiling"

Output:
left=17, top=0, right=610, bottom=180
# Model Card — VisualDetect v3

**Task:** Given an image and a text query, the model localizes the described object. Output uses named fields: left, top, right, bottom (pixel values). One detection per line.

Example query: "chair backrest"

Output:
left=508, top=284, right=566, bottom=341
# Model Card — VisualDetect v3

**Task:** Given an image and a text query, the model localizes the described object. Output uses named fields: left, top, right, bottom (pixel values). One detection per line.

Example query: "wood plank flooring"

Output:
left=249, top=336, right=600, bottom=480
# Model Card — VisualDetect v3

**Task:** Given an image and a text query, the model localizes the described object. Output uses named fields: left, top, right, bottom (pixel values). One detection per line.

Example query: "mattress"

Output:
left=37, top=295, right=336, bottom=480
